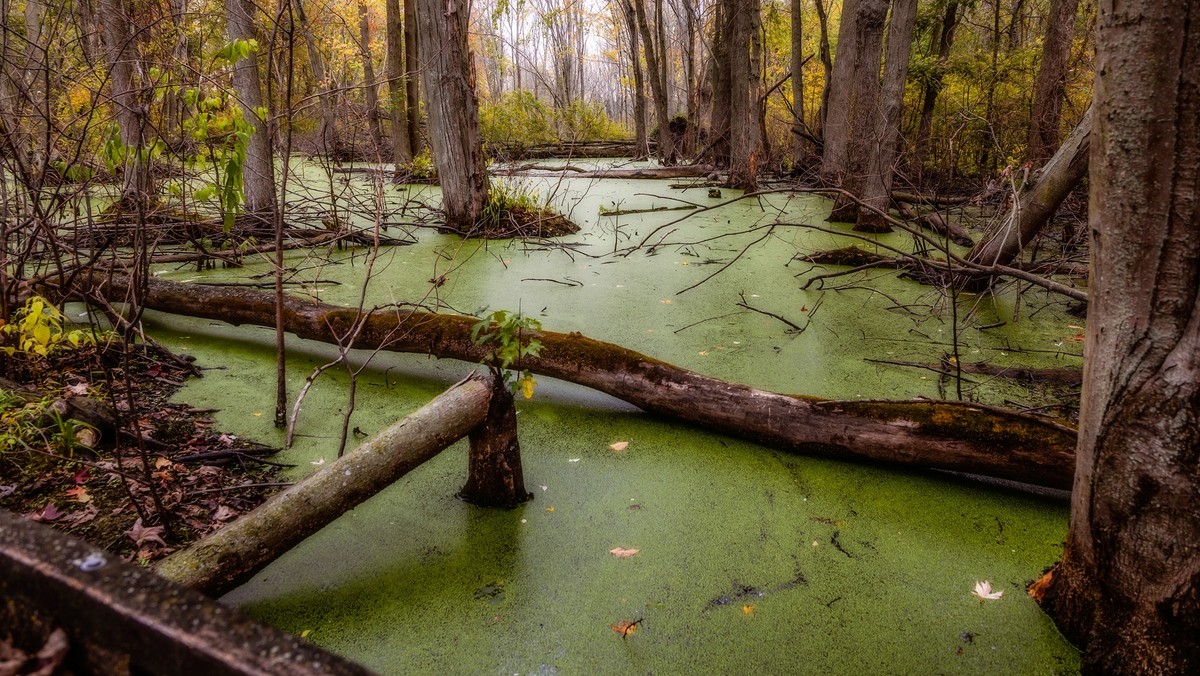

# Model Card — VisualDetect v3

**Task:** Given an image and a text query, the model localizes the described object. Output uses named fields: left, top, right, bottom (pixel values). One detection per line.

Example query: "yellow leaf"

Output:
left=742, top=604, right=754, bottom=615
left=520, top=374, right=536, bottom=399
left=545, top=506, right=556, bottom=512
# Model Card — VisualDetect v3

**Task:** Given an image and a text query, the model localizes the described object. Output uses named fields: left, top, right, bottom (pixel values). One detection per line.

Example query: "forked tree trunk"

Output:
left=1025, top=0, right=1081, bottom=166
left=1038, top=2, right=1200, bottom=670
left=854, top=0, right=918, bottom=232
left=966, top=105, right=1091, bottom=272
left=416, top=0, right=488, bottom=231
left=226, top=0, right=275, bottom=216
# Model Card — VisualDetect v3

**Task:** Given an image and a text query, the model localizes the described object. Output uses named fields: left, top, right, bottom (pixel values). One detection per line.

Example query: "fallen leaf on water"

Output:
left=311, top=458, right=326, bottom=465
left=742, top=604, right=755, bottom=615
left=660, top=299, right=672, bottom=304
left=609, top=441, right=629, bottom=452
left=253, top=411, right=263, bottom=417
left=973, top=580, right=1004, bottom=600
left=1068, top=324, right=1084, bottom=330
left=609, top=547, right=640, bottom=558
left=1067, top=333, right=1085, bottom=342
left=611, top=619, right=641, bottom=637
left=545, top=506, right=556, bottom=512
left=568, top=458, right=580, bottom=463
left=65, top=486, right=92, bottom=504
left=126, top=518, right=167, bottom=548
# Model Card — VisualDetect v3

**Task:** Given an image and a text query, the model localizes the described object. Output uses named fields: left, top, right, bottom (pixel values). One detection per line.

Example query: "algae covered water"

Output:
left=147, top=165, right=1081, bottom=672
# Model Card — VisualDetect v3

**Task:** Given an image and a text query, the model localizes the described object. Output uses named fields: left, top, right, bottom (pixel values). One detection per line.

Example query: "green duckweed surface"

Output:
left=145, top=163, right=1082, bottom=673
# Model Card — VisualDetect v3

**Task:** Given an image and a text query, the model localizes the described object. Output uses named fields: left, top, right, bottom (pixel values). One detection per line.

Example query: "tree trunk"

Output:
left=826, top=0, right=887, bottom=222
left=460, top=377, right=532, bottom=508
left=88, top=275, right=1079, bottom=491
left=385, top=0, right=412, bottom=167
left=791, top=0, right=805, bottom=156
left=226, top=0, right=276, bottom=216
left=156, top=374, right=493, bottom=597
left=727, top=0, right=762, bottom=190
left=966, top=105, right=1091, bottom=272
left=854, top=0, right=918, bottom=232
left=819, top=0, right=865, bottom=185
left=1025, top=0, right=1081, bottom=166
left=813, top=0, right=834, bottom=142
left=619, top=0, right=649, bottom=159
left=403, top=0, right=422, bottom=154
left=98, top=0, right=147, bottom=203
left=357, top=0, right=386, bottom=155
left=1038, top=2, right=1200, bottom=670
left=708, top=0, right=732, bottom=165
left=416, top=0, right=489, bottom=231
left=292, top=0, right=342, bottom=158
left=912, top=1, right=959, bottom=179
left=634, top=0, right=675, bottom=165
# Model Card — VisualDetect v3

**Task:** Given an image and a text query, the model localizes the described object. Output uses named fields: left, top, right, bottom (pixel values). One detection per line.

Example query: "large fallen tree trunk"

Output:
left=493, top=164, right=715, bottom=179
left=88, top=276, right=1077, bottom=490
left=155, top=373, right=493, bottom=597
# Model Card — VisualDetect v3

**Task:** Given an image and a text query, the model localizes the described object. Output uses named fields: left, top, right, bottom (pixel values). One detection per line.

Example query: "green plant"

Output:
left=470, top=310, right=543, bottom=399
left=1, top=297, right=95, bottom=358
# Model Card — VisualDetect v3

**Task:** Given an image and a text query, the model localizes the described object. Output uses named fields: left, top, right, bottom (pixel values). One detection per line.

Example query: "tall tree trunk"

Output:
left=1038, top=2, right=1200, bottom=670
left=708, top=0, right=732, bottom=165
left=727, top=0, right=761, bottom=189
left=417, top=0, right=488, bottom=230
left=825, top=0, right=887, bottom=219
left=1025, top=0, right=1081, bottom=166
left=790, top=0, right=805, bottom=156
left=385, top=0, right=412, bottom=167
left=357, top=0, right=386, bottom=155
left=403, top=0, right=422, bottom=154
left=293, top=0, right=341, bottom=158
left=619, top=0, right=649, bottom=158
left=682, top=0, right=698, bottom=155
left=633, top=0, right=675, bottom=165
left=226, top=0, right=275, bottom=216
left=813, top=0, right=833, bottom=142
left=912, top=1, right=959, bottom=180
left=966, top=105, right=1090, bottom=271
left=855, top=0, right=918, bottom=232
left=98, top=0, right=147, bottom=203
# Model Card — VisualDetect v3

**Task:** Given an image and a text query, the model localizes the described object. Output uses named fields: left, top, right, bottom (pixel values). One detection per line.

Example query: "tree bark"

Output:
left=98, top=0, right=147, bottom=203
left=460, top=377, right=532, bottom=507
left=912, top=1, right=959, bottom=179
left=357, top=0, right=386, bottom=155
left=87, top=275, right=1079, bottom=491
left=155, top=373, right=493, bottom=597
left=819, top=0, right=865, bottom=185
left=292, top=0, right=342, bottom=158
left=403, top=0, right=422, bottom=154
left=385, top=0, right=412, bottom=167
left=619, top=0, right=649, bottom=159
left=1037, top=2, right=1200, bottom=670
left=633, top=0, right=675, bottom=165
left=791, top=0, right=805, bottom=156
left=727, top=0, right=762, bottom=190
left=416, top=0, right=489, bottom=230
left=1025, top=0, right=1081, bottom=166
left=966, top=105, right=1091, bottom=272
left=813, top=0, right=834, bottom=142
left=826, top=0, right=887, bottom=221
left=854, top=0, right=918, bottom=232
left=226, top=0, right=276, bottom=216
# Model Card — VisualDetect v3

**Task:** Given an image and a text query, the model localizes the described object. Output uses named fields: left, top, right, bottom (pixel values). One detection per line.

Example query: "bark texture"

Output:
left=726, top=0, right=762, bottom=190
left=293, top=0, right=342, bottom=158
left=461, top=378, right=532, bottom=507
left=98, top=0, right=146, bottom=201
left=155, top=374, right=492, bottom=597
left=386, top=0, right=413, bottom=165
left=356, top=0, right=385, bottom=154
left=88, top=276, right=1079, bottom=491
left=967, top=105, right=1091, bottom=271
left=1026, top=0, right=1081, bottom=166
left=225, top=0, right=275, bottom=215
left=633, top=0, right=674, bottom=165
left=1039, top=2, right=1200, bottom=671
left=416, top=0, right=489, bottom=230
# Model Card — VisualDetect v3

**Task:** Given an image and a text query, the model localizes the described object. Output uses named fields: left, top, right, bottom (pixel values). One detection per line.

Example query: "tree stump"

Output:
left=459, top=375, right=532, bottom=508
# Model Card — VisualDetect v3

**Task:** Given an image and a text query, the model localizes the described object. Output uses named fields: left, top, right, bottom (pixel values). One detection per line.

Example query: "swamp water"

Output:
left=145, top=164, right=1082, bottom=673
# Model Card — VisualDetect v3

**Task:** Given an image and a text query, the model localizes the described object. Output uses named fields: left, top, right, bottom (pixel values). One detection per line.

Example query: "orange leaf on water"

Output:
left=611, top=619, right=641, bottom=637
left=609, top=441, right=629, bottom=452
left=609, top=547, right=640, bottom=558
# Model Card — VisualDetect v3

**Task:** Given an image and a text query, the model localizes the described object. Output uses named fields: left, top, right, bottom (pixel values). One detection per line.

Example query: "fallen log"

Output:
left=87, top=276, right=1078, bottom=491
left=494, top=164, right=715, bottom=179
left=896, top=203, right=975, bottom=247
left=155, top=373, right=492, bottom=597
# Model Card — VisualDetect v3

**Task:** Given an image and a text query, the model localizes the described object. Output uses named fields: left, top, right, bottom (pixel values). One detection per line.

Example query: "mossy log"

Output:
left=91, top=275, right=1078, bottom=491
left=155, top=373, right=493, bottom=597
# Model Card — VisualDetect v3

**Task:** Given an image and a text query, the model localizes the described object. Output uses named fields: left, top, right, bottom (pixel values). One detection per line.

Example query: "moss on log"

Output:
left=91, top=275, right=1078, bottom=491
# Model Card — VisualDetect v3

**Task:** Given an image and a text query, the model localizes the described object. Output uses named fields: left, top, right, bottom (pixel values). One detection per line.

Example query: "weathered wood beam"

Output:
left=0, top=510, right=373, bottom=675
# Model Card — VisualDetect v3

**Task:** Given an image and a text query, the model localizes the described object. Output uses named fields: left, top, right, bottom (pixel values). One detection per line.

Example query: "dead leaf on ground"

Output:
left=26, top=502, right=64, bottom=523
left=212, top=505, right=238, bottom=522
left=609, top=441, right=629, bottom=452
left=61, top=503, right=99, bottom=527
left=609, top=547, right=640, bottom=558
left=64, top=486, right=92, bottom=504
left=125, top=518, right=167, bottom=548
